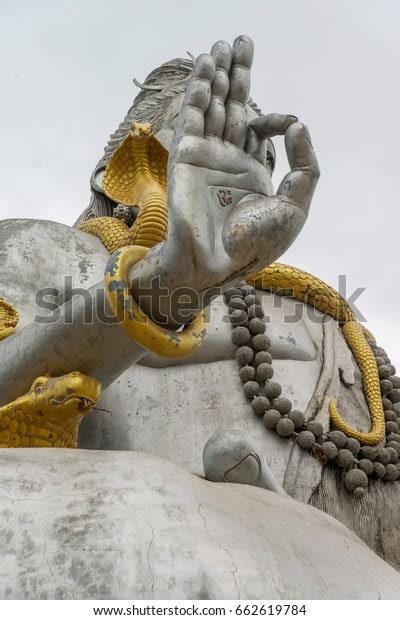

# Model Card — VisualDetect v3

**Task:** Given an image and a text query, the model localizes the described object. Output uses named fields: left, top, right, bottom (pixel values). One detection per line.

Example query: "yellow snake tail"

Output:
left=248, top=263, right=385, bottom=446
left=329, top=321, right=385, bottom=445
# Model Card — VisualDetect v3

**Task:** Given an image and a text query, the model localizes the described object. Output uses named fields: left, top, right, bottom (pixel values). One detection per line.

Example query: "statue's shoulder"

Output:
left=0, top=218, right=109, bottom=329
left=1, top=217, right=107, bottom=250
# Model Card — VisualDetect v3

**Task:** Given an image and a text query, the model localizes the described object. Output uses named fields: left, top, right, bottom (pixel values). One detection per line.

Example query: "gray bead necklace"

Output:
left=225, top=282, right=400, bottom=498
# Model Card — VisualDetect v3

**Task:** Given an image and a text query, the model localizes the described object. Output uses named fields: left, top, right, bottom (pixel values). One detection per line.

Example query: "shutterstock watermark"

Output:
left=33, top=274, right=368, bottom=328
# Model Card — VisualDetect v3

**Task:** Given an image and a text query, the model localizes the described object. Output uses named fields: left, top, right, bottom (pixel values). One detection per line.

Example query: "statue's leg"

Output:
left=202, top=429, right=286, bottom=495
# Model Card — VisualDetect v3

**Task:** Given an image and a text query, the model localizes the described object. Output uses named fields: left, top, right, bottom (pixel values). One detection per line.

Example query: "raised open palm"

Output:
left=130, top=35, right=320, bottom=327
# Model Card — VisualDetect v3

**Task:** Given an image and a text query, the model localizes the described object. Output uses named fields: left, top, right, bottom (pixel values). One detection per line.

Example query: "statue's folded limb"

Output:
left=104, top=245, right=208, bottom=358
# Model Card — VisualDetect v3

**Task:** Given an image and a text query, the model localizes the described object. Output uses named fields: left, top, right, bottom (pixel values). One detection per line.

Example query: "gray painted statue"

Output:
left=1, top=36, right=400, bottom=599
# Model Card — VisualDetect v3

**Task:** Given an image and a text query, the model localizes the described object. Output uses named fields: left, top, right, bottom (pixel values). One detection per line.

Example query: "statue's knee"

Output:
left=203, top=429, right=286, bottom=495
left=203, top=429, right=262, bottom=486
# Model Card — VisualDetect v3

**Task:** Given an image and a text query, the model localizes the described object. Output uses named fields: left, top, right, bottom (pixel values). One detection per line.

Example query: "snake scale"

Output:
left=0, top=298, right=19, bottom=341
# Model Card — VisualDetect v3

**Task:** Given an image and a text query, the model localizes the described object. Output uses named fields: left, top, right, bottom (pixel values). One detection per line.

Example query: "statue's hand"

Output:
left=130, top=35, right=319, bottom=327
left=163, top=35, right=320, bottom=293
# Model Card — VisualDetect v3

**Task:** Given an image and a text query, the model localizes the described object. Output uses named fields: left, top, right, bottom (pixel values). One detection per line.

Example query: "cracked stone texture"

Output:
left=1, top=449, right=399, bottom=600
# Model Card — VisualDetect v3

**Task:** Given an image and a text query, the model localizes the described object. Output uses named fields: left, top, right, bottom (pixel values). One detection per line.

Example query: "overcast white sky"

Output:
left=1, top=0, right=399, bottom=363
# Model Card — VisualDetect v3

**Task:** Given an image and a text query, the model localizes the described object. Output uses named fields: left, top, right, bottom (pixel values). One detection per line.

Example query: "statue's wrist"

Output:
left=128, top=246, right=201, bottom=330
left=105, top=245, right=207, bottom=357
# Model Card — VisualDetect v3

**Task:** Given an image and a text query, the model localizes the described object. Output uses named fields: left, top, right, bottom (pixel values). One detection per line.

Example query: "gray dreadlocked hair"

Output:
left=74, top=56, right=271, bottom=226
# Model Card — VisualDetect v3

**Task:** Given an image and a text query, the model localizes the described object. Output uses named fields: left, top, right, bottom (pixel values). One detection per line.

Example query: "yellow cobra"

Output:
left=0, top=372, right=101, bottom=448
left=80, top=122, right=385, bottom=445
left=80, top=122, right=168, bottom=252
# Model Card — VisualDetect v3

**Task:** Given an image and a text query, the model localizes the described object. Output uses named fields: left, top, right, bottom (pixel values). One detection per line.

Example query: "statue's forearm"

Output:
left=0, top=284, right=149, bottom=406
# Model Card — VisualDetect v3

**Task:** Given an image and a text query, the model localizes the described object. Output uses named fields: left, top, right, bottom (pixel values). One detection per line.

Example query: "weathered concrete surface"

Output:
left=1, top=449, right=399, bottom=600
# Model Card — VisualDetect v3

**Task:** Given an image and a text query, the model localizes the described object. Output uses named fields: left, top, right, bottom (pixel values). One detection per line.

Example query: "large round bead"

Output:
left=248, top=304, right=264, bottom=320
left=378, top=365, right=391, bottom=380
left=236, top=346, right=254, bottom=365
left=256, top=363, right=274, bottom=381
left=297, top=431, right=316, bottom=450
left=243, top=381, right=260, bottom=400
left=248, top=318, right=266, bottom=335
left=276, top=418, right=295, bottom=437
left=319, top=441, right=338, bottom=461
left=228, top=298, right=247, bottom=312
left=264, top=381, right=282, bottom=400
left=239, top=365, right=256, bottom=383
left=358, top=459, right=374, bottom=476
left=263, top=409, right=281, bottom=430
left=375, top=447, right=391, bottom=465
left=288, top=410, right=305, bottom=429
left=385, top=463, right=399, bottom=482
left=224, top=287, right=243, bottom=302
left=271, top=397, right=292, bottom=415
left=344, top=469, right=368, bottom=491
left=252, top=334, right=272, bottom=351
left=346, top=438, right=361, bottom=456
left=232, top=326, right=251, bottom=346
left=251, top=396, right=270, bottom=416
left=254, top=351, right=272, bottom=366
left=389, top=389, right=400, bottom=404
left=306, top=420, right=324, bottom=437
left=336, top=449, right=354, bottom=469
left=230, top=309, right=248, bottom=326
left=328, top=431, right=347, bottom=449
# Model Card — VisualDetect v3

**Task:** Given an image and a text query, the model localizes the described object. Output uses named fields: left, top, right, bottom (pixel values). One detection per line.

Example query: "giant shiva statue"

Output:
left=1, top=36, right=400, bottom=599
